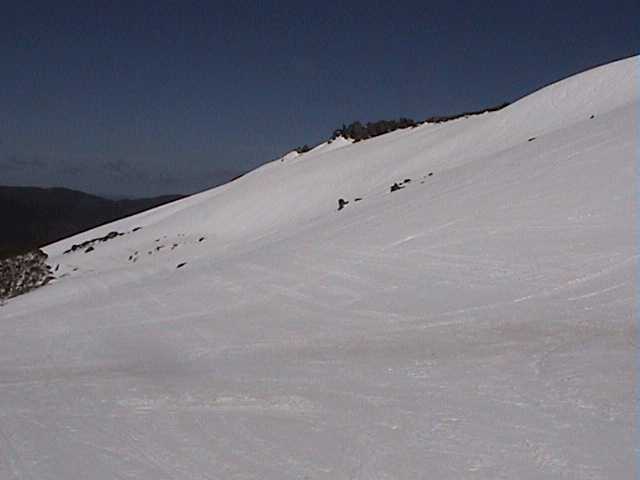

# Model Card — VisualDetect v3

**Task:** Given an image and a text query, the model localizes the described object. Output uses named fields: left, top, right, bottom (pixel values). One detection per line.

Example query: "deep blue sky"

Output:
left=1, top=1, right=638, bottom=197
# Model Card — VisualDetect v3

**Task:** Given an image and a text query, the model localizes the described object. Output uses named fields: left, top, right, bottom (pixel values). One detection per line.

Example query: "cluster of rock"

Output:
left=337, top=173, right=434, bottom=211
left=0, top=249, right=53, bottom=304
left=63, top=230, right=124, bottom=254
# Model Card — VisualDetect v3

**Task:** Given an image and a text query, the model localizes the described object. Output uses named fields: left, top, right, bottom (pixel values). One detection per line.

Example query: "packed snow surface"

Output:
left=1, top=57, right=637, bottom=479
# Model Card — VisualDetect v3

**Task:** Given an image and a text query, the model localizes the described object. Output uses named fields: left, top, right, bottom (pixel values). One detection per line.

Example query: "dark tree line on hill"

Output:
left=332, top=118, right=418, bottom=142
left=423, top=102, right=510, bottom=123
left=289, top=102, right=511, bottom=152
left=285, top=102, right=512, bottom=159
left=295, top=145, right=312, bottom=154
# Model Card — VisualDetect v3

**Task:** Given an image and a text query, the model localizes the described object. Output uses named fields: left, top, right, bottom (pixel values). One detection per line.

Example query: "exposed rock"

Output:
left=64, top=231, right=124, bottom=254
left=337, top=198, right=349, bottom=211
left=0, top=250, right=52, bottom=304
left=390, top=183, right=405, bottom=193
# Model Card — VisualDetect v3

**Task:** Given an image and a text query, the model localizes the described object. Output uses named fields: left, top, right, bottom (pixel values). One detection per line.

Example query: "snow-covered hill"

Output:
left=1, top=56, right=637, bottom=479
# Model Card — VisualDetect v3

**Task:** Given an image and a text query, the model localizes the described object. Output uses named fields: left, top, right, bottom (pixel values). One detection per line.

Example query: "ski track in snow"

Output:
left=0, top=56, right=637, bottom=479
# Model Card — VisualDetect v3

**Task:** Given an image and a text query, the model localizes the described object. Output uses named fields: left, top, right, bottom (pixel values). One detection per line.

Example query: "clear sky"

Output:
left=1, top=0, right=638, bottom=197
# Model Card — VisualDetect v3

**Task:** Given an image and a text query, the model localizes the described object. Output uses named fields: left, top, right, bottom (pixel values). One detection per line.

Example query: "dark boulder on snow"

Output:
left=390, top=183, right=405, bottom=193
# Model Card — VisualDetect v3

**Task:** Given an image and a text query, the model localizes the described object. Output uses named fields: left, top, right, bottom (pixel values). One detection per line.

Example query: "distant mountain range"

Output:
left=0, top=186, right=184, bottom=257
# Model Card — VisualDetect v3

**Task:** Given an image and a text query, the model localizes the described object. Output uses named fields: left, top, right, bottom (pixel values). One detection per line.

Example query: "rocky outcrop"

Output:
left=63, top=230, right=124, bottom=254
left=0, top=249, right=53, bottom=304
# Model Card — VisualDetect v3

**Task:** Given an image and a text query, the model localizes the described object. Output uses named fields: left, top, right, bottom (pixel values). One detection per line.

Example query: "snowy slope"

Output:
left=0, top=56, right=637, bottom=479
